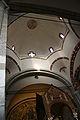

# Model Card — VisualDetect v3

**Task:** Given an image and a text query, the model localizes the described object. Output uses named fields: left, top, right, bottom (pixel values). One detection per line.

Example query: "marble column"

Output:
left=0, top=1, right=5, bottom=34
left=0, top=1, right=8, bottom=119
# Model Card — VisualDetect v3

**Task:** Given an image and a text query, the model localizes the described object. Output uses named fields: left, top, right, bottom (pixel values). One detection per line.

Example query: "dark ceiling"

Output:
left=5, top=0, right=80, bottom=21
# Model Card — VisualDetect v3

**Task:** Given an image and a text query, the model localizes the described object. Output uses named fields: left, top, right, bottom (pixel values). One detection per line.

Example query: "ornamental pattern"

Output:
left=70, top=41, right=80, bottom=90
left=7, top=99, right=37, bottom=120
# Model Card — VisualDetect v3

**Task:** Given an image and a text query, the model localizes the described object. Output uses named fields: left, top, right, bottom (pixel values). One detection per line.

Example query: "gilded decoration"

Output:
left=7, top=99, right=37, bottom=120
left=43, top=85, right=77, bottom=118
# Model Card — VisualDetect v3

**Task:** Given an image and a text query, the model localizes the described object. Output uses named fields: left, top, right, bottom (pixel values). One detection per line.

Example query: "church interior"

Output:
left=0, top=0, right=80, bottom=120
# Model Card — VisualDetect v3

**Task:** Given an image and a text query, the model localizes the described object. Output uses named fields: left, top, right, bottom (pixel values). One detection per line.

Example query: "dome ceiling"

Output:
left=8, top=13, right=69, bottom=59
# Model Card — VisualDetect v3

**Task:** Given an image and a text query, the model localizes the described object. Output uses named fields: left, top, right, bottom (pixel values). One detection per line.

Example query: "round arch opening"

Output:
left=50, top=102, right=74, bottom=120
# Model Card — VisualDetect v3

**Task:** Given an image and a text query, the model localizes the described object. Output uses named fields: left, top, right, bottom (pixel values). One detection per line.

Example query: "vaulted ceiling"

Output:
left=6, top=12, right=80, bottom=90
left=5, top=1, right=80, bottom=117
left=8, top=13, right=69, bottom=59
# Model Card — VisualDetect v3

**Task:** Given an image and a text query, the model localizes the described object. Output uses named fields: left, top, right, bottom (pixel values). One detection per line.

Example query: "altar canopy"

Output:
left=43, top=85, right=77, bottom=120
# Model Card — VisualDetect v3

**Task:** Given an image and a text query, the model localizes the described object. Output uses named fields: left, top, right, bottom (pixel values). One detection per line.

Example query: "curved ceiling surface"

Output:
left=8, top=13, right=69, bottom=59
left=69, top=20, right=80, bottom=38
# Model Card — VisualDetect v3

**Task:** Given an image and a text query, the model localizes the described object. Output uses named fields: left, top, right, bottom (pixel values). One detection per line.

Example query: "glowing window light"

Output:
left=28, top=51, right=36, bottom=57
left=59, top=17, right=63, bottom=20
left=59, top=33, right=65, bottom=39
left=49, top=47, right=54, bottom=53
left=12, top=45, right=15, bottom=51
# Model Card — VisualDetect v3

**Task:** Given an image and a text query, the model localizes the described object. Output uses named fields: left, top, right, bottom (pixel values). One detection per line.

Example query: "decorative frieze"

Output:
left=70, top=41, right=80, bottom=90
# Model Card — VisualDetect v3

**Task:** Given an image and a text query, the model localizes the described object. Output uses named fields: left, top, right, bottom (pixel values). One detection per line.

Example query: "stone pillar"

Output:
left=0, top=1, right=5, bottom=34
left=0, top=1, right=8, bottom=119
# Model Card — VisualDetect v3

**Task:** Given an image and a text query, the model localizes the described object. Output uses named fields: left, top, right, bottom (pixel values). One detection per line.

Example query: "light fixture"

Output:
left=49, top=47, right=54, bottom=53
left=59, top=33, right=65, bottom=39
left=12, top=45, right=15, bottom=51
left=28, top=51, right=36, bottom=57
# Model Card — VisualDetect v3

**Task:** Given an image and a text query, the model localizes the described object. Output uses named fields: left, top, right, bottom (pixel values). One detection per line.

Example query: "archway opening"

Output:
left=51, top=102, right=74, bottom=120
